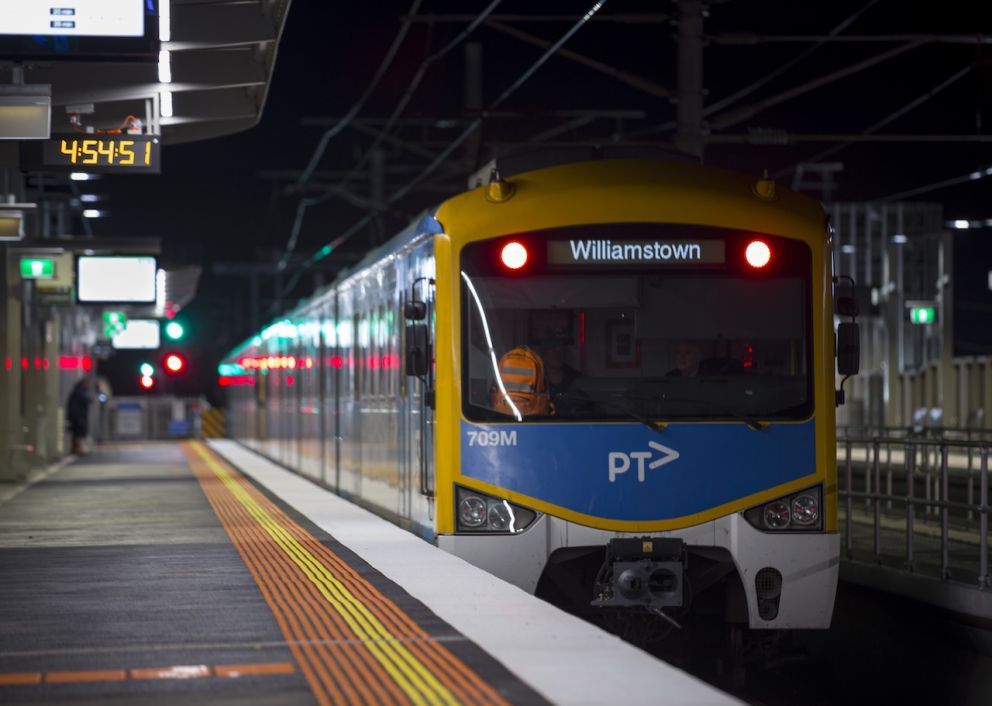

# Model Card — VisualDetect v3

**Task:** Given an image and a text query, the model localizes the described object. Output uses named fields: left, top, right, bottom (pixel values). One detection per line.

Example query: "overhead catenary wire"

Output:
left=277, top=0, right=609, bottom=302
left=773, top=62, right=979, bottom=180
left=294, top=0, right=423, bottom=190
left=875, top=163, right=992, bottom=203
left=277, top=0, right=505, bottom=271
left=278, top=0, right=423, bottom=272
left=631, top=0, right=883, bottom=139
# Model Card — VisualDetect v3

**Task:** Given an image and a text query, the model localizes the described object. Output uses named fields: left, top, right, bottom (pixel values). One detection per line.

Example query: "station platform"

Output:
left=0, top=441, right=735, bottom=706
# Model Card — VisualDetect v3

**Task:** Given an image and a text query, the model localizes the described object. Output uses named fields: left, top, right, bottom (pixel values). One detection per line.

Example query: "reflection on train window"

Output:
left=461, top=270, right=811, bottom=423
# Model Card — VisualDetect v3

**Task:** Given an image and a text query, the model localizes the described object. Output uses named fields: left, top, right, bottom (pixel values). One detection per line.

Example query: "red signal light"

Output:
left=500, top=241, right=528, bottom=270
left=163, top=353, right=187, bottom=375
left=745, top=240, right=771, bottom=268
left=139, top=375, right=155, bottom=390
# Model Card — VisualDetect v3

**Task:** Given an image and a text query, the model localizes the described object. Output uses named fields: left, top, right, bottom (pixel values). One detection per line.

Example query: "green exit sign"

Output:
left=103, top=310, right=127, bottom=337
left=20, top=257, right=55, bottom=279
left=910, top=306, right=935, bottom=325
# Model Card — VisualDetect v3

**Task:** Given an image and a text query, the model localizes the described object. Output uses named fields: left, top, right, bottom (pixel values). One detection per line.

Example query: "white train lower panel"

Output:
left=439, top=514, right=838, bottom=630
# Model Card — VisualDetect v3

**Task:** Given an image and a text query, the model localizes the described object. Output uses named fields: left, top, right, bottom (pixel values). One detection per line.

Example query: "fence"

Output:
left=837, top=432, right=990, bottom=590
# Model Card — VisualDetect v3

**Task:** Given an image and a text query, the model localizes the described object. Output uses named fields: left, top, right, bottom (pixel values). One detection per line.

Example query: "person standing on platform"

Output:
left=67, top=376, right=92, bottom=455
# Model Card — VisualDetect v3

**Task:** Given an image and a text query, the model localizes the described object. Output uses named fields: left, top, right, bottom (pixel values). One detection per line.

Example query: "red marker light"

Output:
left=500, top=241, right=528, bottom=270
left=163, top=353, right=187, bottom=375
left=745, top=240, right=771, bottom=268
left=140, top=375, right=155, bottom=390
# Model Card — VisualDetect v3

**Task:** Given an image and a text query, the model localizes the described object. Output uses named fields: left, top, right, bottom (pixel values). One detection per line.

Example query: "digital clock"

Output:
left=20, top=134, right=161, bottom=174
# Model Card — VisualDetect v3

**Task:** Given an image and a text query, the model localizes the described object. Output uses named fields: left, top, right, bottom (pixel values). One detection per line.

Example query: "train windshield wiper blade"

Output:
left=657, top=396, right=767, bottom=431
left=553, top=392, right=666, bottom=436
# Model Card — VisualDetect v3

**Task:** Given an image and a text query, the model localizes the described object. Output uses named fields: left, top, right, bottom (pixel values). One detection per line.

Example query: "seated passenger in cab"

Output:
left=666, top=341, right=702, bottom=377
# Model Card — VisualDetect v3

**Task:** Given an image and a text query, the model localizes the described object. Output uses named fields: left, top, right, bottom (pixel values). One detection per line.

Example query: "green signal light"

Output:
left=910, top=307, right=935, bottom=325
left=139, top=363, right=154, bottom=377
left=164, top=321, right=185, bottom=340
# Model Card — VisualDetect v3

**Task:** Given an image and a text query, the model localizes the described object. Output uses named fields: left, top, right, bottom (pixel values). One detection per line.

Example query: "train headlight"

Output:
left=791, top=494, right=819, bottom=526
left=488, top=502, right=512, bottom=531
left=456, top=486, right=539, bottom=534
left=458, top=496, right=488, bottom=528
left=743, top=485, right=823, bottom=532
left=763, top=501, right=791, bottom=529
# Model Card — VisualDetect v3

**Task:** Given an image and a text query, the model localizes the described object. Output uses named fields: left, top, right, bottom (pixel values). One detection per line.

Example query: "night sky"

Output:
left=84, top=1, right=991, bottom=397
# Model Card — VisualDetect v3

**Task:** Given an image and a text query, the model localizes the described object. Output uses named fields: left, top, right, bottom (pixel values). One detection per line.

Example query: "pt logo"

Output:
left=608, top=441, right=680, bottom=482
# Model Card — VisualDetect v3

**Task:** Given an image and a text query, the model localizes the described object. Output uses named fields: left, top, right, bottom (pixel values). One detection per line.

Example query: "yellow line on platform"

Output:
left=189, top=441, right=460, bottom=706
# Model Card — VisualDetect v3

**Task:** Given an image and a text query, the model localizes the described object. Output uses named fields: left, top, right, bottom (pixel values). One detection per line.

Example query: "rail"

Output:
left=838, top=435, right=990, bottom=590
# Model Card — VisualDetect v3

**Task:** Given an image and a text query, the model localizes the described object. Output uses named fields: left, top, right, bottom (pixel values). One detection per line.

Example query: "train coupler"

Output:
left=591, top=537, right=686, bottom=613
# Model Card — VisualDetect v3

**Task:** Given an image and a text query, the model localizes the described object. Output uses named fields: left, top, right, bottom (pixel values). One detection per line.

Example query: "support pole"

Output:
left=674, top=0, right=705, bottom=159
left=938, top=228, right=956, bottom=426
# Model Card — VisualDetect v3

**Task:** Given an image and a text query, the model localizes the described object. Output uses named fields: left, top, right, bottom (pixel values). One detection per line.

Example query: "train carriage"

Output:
left=222, top=158, right=843, bottom=631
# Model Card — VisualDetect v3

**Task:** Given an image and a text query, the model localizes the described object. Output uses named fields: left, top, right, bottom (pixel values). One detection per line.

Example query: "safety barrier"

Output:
left=200, top=407, right=226, bottom=438
left=838, top=434, right=990, bottom=590
left=97, top=396, right=204, bottom=442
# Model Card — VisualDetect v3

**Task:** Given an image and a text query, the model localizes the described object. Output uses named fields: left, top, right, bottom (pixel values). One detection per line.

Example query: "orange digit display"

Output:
left=30, top=134, right=161, bottom=174
left=96, top=140, right=115, bottom=163
left=80, top=139, right=99, bottom=165
left=59, top=139, right=78, bottom=163
left=118, top=140, right=135, bottom=165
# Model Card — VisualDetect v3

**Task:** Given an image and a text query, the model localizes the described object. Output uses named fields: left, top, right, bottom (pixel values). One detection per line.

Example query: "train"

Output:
left=221, top=156, right=845, bottom=634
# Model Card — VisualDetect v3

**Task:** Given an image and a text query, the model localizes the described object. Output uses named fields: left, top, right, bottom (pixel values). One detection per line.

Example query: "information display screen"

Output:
left=0, top=1, right=144, bottom=37
left=77, top=256, right=157, bottom=303
left=548, top=239, right=726, bottom=266
left=0, top=0, right=158, bottom=59
left=112, top=319, right=161, bottom=349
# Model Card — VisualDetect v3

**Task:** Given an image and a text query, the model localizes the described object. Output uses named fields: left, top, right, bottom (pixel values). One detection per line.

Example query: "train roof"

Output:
left=224, top=157, right=826, bottom=360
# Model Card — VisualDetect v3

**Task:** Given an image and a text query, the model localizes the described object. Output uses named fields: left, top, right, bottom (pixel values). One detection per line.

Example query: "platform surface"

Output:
left=0, top=441, right=736, bottom=705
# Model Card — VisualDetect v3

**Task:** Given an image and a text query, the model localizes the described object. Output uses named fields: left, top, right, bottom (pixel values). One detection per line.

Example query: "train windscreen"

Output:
left=460, top=225, right=813, bottom=423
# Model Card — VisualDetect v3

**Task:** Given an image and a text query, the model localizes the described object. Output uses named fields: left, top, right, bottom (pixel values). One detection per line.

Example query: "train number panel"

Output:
left=460, top=420, right=816, bottom=524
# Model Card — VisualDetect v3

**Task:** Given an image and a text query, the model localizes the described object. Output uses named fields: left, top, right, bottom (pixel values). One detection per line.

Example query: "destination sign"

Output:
left=548, top=239, right=725, bottom=265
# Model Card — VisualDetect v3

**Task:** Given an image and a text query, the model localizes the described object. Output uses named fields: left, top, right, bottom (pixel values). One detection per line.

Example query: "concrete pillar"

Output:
left=42, top=312, right=62, bottom=461
left=0, top=248, right=25, bottom=480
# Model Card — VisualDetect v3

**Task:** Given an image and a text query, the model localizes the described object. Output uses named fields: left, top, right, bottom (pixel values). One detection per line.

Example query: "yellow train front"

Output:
left=224, top=158, right=840, bottom=632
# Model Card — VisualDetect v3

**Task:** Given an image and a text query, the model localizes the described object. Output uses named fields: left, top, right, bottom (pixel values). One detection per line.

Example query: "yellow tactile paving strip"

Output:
left=183, top=440, right=513, bottom=706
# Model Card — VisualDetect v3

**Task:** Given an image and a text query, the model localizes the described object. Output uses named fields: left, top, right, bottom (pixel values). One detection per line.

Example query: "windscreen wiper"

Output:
left=655, top=395, right=767, bottom=431
left=552, top=392, right=666, bottom=436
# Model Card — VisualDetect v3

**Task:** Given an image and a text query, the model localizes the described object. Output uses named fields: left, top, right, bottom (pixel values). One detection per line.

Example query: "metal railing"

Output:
left=839, top=425, right=992, bottom=443
left=838, top=435, right=990, bottom=590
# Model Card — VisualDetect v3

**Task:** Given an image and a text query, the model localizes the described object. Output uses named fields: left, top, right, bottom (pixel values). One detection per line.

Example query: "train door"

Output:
left=256, top=351, right=268, bottom=453
left=299, top=308, right=321, bottom=480
left=323, top=294, right=340, bottom=492
left=337, top=285, right=361, bottom=500
left=403, top=239, right=436, bottom=537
